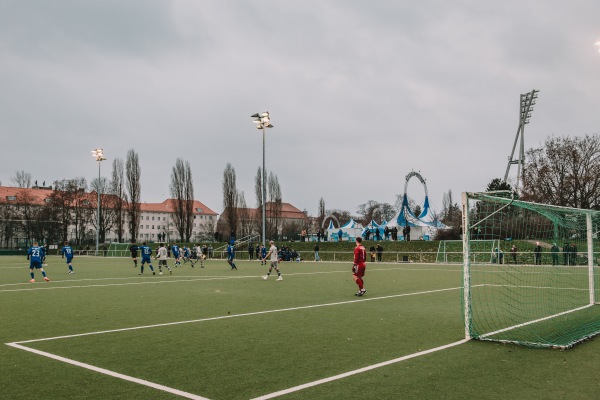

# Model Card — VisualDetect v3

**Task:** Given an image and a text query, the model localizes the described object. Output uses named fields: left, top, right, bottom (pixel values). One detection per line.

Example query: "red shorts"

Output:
left=353, top=266, right=365, bottom=278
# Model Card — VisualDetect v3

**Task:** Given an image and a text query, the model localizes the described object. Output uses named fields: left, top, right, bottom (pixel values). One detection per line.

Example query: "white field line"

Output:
left=10, top=286, right=462, bottom=344
left=479, top=303, right=595, bottom=339
left=5, top=342, right=210, bottom=400
left=7, top=285, right=465, bottom=400
left=250, top=339, right=470, bottom=400
left=0, top=265, right=461, bottom=293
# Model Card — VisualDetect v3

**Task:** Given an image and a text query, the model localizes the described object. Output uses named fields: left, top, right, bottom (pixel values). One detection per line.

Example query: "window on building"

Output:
left=6, top=196, right=16, bottom=201
left=152, top=217, right=155, bottom=221
left=152, top=225, right=154, bottom=229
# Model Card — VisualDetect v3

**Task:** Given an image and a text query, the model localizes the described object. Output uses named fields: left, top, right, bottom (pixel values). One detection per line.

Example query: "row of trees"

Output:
left=0, top=151, right=206, bottom=247
left=219, top=163, right=286, bottom=240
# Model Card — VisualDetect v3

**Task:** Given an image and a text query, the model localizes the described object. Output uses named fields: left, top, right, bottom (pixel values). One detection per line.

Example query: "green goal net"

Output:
left=462, top=192, right=600, bottom=348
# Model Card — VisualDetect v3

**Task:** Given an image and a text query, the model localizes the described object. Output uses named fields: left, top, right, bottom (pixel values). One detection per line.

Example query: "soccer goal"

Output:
left=462, top=192, right=600, bottom=348
left=436, top=239, right=498, bottom=264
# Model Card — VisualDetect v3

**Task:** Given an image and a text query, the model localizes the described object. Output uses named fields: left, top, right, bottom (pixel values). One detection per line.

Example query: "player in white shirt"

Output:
left=262, top=240, right=282, bottom=281
left=155, top=244, right=172, bottom=275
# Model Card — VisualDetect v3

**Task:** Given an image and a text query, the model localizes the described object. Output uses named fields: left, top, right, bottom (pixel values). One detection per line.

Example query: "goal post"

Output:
left=462, top=192, right=600, bottom=349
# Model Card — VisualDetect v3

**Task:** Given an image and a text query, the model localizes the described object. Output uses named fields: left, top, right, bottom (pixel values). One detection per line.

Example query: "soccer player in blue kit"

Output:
left=227, top=243, right=238, bottom=270
left=27, top=241, right=50, bottom=282
left=61, top=241, right=75, bottom=274
left=138, top=242, right=155, bottom=275
left=171, top=244, right=182, bottom=268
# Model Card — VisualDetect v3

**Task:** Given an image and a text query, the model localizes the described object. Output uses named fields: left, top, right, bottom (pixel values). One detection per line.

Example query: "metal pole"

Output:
left=96, top=160, right=100, bottom=256
left=262, top=128, right=266, bottom=247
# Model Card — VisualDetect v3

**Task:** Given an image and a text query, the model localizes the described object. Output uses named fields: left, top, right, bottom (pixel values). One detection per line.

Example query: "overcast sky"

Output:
left=1, top=0, right=599, bottom=217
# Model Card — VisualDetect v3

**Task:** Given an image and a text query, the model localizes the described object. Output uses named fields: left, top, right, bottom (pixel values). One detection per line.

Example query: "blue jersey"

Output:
left=171, top=245, right=180, bottom=258
left=261, top=247, right=267, bottom=258
left=183, top=247, right=190, bottom=257
left=139, top=245, right=152, bottom=260
left=28, top=245, right=44, bottom=268
left=28, top=245, right=43, bottom=263
left=62, top=245, right=74, bottom=261
left=227, top=245, right=235, bottom=260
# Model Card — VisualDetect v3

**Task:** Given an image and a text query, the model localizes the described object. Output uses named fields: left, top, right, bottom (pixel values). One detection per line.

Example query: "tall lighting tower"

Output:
left=250, top=112, right=273, bottom=248
left=503, top=90, right=539, bottom=192
left=91, top=148, right=106, bottom=256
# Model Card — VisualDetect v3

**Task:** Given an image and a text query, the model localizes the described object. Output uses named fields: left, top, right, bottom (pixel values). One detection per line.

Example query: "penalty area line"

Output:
left=5, top=342, right=211, bottom=400
left=250, top=338, right=470, bottom=400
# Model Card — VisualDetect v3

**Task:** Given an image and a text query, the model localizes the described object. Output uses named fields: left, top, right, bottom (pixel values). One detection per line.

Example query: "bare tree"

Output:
left=49, top=179, right=88, bottom=242
left=237, top=191, right=252, bottom=237
left=522, top=135, right=600, bottom=209
left=222, top=163, right=238, bottom=238
left=111, top=158, right=127, bottom=243
left=126, top=149, right=142, bottom=242
left=267, top=172, right=282, bottom=239
left=170, top=158, right=195, bottom=242
left=91, top=176, right=116, bottom=243
left=317, top=197, right=326, bottom=232
left=11, top=170, right=32, bottom=188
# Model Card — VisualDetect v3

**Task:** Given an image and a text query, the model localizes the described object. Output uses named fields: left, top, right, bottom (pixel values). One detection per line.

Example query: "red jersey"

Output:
left=354, top=245, right=366, bottom=267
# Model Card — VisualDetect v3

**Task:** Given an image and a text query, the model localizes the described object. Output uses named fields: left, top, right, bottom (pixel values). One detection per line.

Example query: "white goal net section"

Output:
left=461, top=192, right=600, bottom=348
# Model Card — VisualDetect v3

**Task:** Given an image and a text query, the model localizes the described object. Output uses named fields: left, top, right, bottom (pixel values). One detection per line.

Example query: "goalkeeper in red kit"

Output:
left=352, top=237, right=367, bottom=296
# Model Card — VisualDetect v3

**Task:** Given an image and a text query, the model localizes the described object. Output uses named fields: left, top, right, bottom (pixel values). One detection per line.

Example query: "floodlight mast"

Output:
left=91, top=148, right=106, bottom=256
left=250, top=112, right=273, bottom=248
left=503, top=89, right=539, bottom=193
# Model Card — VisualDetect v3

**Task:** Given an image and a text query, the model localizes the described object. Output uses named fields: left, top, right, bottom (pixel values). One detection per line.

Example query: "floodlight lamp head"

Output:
left=251, top=113, right=260, bottom=118
left=260, top=112, right=269, bottom=117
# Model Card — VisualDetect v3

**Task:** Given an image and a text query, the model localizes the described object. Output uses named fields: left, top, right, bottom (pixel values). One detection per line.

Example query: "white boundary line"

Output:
left=11, top=287, right=462, bottom=344
left=250, top=339, right=470, bottom=400
left=5, top=342, right=210, bottom=400
left=0, top=265, right=462, bottom=293
left=6, top=287, right=465, bottom=399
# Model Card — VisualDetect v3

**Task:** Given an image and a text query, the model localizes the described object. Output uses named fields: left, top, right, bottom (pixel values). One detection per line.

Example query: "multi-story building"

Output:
left=0, top=185, right=218, bottom=247
left=138, top=199, right=218, bottom=243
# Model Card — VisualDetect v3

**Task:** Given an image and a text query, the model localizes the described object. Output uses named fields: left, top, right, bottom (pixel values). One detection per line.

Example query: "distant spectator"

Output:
left=314, top=244, right=320, bottom=261
left=338, top=229, right=343, bottom=242
left=570, top=243, right=578, bottom=265
left=511, top=245, right=518, bottom=263
left=534, top=242, right=542, bottom=265
left=369, top=245, right=376, bottom=262
left=376, top=244, right=383, bottom=262
left=551, top=243, right=559, bottom=265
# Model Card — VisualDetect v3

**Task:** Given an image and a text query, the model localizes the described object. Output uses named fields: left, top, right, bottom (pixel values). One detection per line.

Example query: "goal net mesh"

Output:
left=462, top=192, right=600, bottom=348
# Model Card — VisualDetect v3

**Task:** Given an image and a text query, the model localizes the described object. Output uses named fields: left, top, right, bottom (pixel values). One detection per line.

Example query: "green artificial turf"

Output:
left=2, top=255, right=600, bottom=399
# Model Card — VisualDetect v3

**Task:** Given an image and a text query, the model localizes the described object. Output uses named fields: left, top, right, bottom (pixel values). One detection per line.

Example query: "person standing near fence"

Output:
left=376, top=243, right=383, bottom=262
left=314, top=243, right=320, bottom=261
left=248, top=242, right=254, bottom=260
left=352, top=237, right=367, bottom=296
left=511, top=245, right=518, bottom=264
left=551, top=243, right=559, bottom=265
left=534, top=242, right=542, bottom=265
